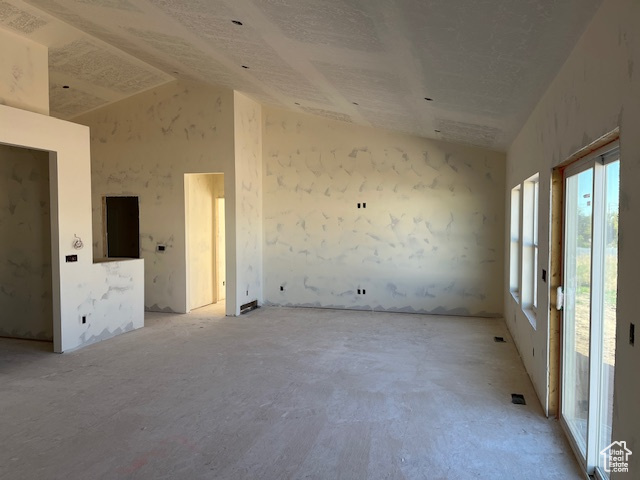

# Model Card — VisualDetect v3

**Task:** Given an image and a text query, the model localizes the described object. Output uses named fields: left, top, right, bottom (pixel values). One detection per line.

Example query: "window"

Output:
left=522, top=174, right=540, bottom=319
left=533, top=179, right=539, bottom=310
left=510, top=185, right=521, bottom=299
left=510, top=174, right=540, bottom=327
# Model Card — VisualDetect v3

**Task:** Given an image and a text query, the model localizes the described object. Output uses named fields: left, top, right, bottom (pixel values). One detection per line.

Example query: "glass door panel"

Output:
left=562, top=167, right=594, bottom=457
left=561, top=146, right=620, bottom=478
left=596, top=159, right=620, bottom=476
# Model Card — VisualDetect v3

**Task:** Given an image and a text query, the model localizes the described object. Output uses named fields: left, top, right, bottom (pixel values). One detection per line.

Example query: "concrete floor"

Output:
left=0, top=305, right=583, bottom=480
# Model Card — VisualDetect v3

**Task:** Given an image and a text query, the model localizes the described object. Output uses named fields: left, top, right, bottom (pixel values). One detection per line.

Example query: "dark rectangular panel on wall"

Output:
left=106, top=196, right=140, bottom=258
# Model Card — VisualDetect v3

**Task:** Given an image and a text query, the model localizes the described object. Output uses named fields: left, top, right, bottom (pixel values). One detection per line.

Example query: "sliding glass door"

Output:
left=563, top=166, right=593, bottom=453
left=561, top=145, right=619, bottom=478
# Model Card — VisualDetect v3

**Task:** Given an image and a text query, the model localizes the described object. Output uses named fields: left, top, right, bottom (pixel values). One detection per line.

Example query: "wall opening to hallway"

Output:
left=0, top=144, right=53, bottom=345
left=185, top=173, right=226, bottom=311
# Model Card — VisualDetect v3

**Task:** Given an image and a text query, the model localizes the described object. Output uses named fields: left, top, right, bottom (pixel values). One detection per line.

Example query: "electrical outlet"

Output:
left=357, top=289, right=361, bottom=294
left=630, top=323, right=635, bottom=346
left=280, top=286, right=284, bottom=291
left=362, top=289, right=366, bottom=295
left=246, top=290, right=249, bottom=296
left=542, top=269, right=547, bottom=282
left=363, top=202, right=367, bottom=208
left=81, top=315, right=87, bottom=325
left=157, top=245, right=166, bottom=252
left=357, top=203, right=361, bottom=208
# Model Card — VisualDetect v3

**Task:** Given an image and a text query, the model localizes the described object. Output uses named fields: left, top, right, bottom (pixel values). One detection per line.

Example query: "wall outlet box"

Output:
left=65, top=254, right=78, bottom=263
left=157, top=245, right=166, bottom=252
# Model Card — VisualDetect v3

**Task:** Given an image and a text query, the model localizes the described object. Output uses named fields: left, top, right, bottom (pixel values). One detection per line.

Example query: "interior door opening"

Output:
left=0, top=145, right=53, bottom=348
left=185, top=173, right=225, bottom=311
left=105, top=196, right=140, bottom=258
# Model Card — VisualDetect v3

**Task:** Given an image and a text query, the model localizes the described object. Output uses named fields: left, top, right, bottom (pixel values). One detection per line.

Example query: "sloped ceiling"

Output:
left=2, top=0, right=602, bottom=150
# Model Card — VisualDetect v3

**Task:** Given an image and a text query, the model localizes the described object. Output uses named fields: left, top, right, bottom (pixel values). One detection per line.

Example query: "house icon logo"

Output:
left=600, top=440, right=632, bottom=473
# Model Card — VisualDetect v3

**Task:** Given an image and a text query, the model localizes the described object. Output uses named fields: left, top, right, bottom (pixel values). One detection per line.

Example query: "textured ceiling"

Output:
left=2, top=0, right=602, bottom=150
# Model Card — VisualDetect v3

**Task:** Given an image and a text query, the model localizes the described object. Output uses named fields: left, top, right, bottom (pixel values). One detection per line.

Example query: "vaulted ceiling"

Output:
left=3, top=0, right=602, bottom=150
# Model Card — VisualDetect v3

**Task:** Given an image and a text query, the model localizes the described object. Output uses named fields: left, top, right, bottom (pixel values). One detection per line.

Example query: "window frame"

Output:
left=522, top=174, right=540, bottom=319
left=511, top=173, right=540, bottom=329
left=509, top=185, right=521, bottom=301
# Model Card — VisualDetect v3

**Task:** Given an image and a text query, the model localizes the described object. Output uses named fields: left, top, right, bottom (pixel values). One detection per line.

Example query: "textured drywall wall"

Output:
left=505, top=0, right=640, bottom=473
left=0, top=103, right=143, bottom=352
left=0, top=145, right=52, bottom=340
left=75, top=80, right=237, bottom=315
left=263, top=107, right=505, bottom=316
left=186, top=173, right=224, bottom=310
left=234, top=92, right=263, bottom=312
left=79, top=258, right=144, bottom=350
left=0, top=27, right=48, bottom=116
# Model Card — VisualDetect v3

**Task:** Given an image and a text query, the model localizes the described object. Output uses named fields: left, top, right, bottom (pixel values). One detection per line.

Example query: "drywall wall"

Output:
left=0, top=145, right=52, bottom=340
left=79, top=258, right=144, bottom=349
left=263, top=107, right=505, bottom=316
left=75, top=80, right=238, bottom=315
left=0, top=103, right=144, bottom=352
left=185, top=173, right=224, bottom=310
left=0, top=27, right=48, bottom=116
left=505, top=0, right=640, bottom=474
left=233, top=92, right=263, bottom=311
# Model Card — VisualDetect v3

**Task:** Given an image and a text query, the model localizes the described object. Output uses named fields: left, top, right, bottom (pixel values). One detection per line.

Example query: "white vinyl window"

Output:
left=522, top=174, right=540, bottom=321
left=510, top=185, right=521, bottom=300
left=510, top=174, right=540, bottom=328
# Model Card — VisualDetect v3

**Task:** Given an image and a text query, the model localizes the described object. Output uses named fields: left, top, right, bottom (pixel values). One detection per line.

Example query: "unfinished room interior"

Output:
left=0, top=0, right=638, bottom=478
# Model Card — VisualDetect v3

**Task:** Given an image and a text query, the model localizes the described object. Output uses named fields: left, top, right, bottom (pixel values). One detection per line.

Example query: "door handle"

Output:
left=556, top=286, right=564, bottom=311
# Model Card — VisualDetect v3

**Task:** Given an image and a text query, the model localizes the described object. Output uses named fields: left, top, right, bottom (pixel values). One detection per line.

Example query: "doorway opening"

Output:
left=104, top=196, right=140, bottom=258
left=184, top=173, right=226, bottom=311
left=0, top=144, right=53, bottom=348
left=553, top=139, right=620, bottom=479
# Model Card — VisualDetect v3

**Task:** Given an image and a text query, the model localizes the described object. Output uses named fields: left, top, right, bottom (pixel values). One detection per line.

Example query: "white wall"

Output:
left=0, top=27, right=48, bottom=116
left=75, top=80, right=237, bottom=315
left=263, top=107, right=505, bottom=316
left=0, top=104, right=144, bottom=352
left=233, top=92, right=263, bottom=312
left=185, top=173, right=224, bottom=310
left=0, top=145, right=53, bottom=340
left=505, top=0, right=640, bottom=475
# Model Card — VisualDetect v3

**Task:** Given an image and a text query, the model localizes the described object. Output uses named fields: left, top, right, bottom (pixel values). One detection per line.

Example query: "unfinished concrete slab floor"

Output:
left=0, top=306, right=582, bottom=479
